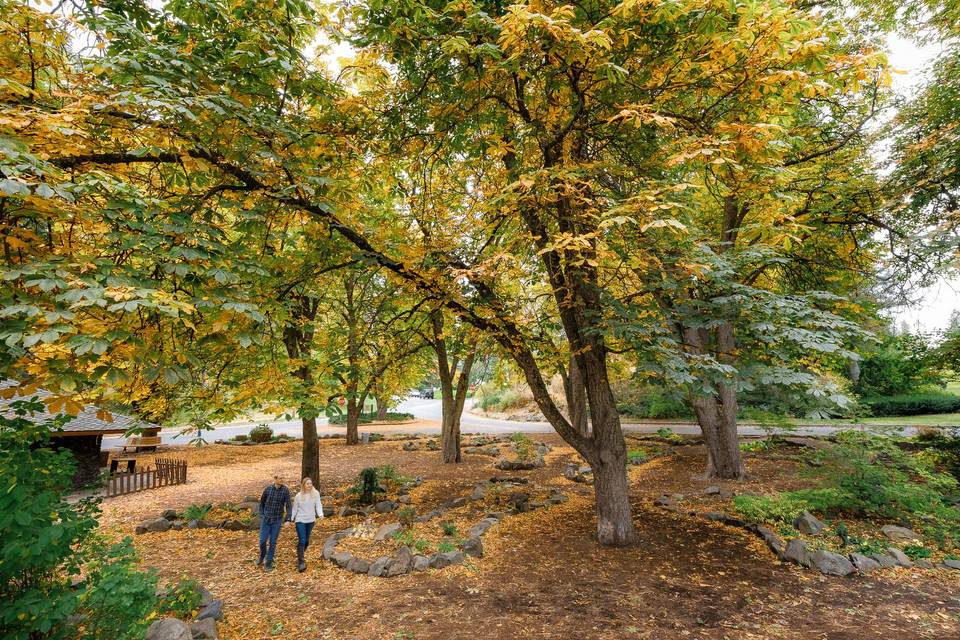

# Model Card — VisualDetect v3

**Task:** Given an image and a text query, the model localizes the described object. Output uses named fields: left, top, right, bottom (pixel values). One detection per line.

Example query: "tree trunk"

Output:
left=683, top=322, right=745, bottom=479
left=440, top=350, right=475, bottom=463
left=345, top=397, right=361, bottom=445
left=301, top=415, right=319, bottom=483
left=375, top=394, right=388, bottom=420
left=562, top=355, right=589, bottom=436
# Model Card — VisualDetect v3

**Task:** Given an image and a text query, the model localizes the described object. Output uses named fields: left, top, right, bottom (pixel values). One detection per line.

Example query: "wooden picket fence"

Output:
left=106, top=457, right=187, bottom=497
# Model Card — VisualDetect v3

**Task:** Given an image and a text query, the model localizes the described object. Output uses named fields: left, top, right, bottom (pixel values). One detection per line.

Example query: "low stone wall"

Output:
left=322, top=481, right=568, bottom=578
left=653, top=496, right=960, bottom=576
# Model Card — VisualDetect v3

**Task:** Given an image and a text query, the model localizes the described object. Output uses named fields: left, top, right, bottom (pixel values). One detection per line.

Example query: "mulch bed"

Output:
left=99, top=435, right=960, bottom=639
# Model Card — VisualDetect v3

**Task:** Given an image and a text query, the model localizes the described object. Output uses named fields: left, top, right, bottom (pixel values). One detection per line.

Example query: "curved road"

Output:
left=101, top=397, right=911, bottom=449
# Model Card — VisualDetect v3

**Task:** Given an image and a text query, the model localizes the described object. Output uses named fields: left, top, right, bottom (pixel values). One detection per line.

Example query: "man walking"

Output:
left=257, top=474, right=292, bottom=572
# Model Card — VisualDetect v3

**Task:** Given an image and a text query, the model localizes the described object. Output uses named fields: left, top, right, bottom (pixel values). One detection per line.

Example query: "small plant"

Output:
left=509, top=432, right=534, bottom=461
left=157, top=577, right=203, bottom=618
left=397, top=506, right=417, bottom=526
left=181, top=503, right=213, bottom=522
left=378, top=464, right=412, bottom=486
left=440, top=521, right=458, bottom=537
left=437, top=540, right=457, bottom=553
left=249, top=424, right=274, bottom=443
left=732, top=494, right=809, bottom=524
left=902, top=544, right=932, bottom=560
left=627, top=449, right=647, bottom=465
left=739, top=439, right=771, bottom=453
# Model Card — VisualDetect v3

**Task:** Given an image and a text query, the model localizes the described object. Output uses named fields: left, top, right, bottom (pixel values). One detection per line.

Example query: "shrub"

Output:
left=0, top=400, right=165, bottom=640
left=249, top=424, right=274, bottom=443
left=231, top=433, right=248, bottom=442
left=77, top=538, right=159, bottom=640
left=353, top=467, right=384, bottom=504
left=440, top=521, right=458, bottom=537
left=863, top=392, right=960, bottom=416
left=627, top=449, right=647, bottom=464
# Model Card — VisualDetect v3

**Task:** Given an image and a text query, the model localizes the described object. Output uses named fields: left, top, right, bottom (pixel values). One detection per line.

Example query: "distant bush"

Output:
left=328, top=412, right=413, bottom=424
left=231, top=433, right=248, bottom=442
left=863, top=392, right=960, bottom=416
left=479, top=387, right=529, bottom=412
left=248, top=424, right=274, bottom=443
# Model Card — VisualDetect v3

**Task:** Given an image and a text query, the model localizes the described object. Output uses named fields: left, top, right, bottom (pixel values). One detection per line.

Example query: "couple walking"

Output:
left=256, top=474, right=324, bottom=572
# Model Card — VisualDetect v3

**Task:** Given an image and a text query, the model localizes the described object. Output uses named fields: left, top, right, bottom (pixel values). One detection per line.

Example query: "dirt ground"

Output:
left=99, top=434, right=960, bottom=640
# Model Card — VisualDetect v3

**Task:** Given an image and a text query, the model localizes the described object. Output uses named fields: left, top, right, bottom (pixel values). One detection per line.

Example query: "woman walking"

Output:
left=291, top=477, right=324, bottom=572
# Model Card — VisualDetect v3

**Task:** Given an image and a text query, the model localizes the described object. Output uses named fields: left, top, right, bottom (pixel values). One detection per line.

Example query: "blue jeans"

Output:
left=259, top=518, right=283, bottom=566
left=295, top=521, right=315, bottom=550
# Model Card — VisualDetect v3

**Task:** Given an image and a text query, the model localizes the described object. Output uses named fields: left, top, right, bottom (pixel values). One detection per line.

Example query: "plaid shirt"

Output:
left=260, top=484, right=292, bottom=523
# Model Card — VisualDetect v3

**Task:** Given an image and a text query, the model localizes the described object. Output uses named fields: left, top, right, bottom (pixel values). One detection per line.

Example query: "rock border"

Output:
left=654, top=499, right=958, bottom=576
left=322, top=480, right=568, bottom=578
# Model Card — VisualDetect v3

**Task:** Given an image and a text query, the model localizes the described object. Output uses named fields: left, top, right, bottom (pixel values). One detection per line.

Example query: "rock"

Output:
left=810, top=549, right=855, bottom=576
left=881, top=525, right=921, bottom=543
left=136, top=517, right=172, bottom=535
left=782, top=539, right=812, bottom=567
left=374, top=500, right=398, bottom=513
left=402, top=441, right=419, bottom=451
left=195, top=599, right=223, bottom=622
left=346, top=557, right=371, bottom=574
left=367, top=556, right=392, bottom=577
left=887, top=547, right=913, bottom=567
left=489, top=476, right=527, bottom=484
left=432, top=550, right=466, bottom=568
left=146, top=618, right=192, bottom=640
left=871, top=554, right=899, bottom=568
left=486, top=511, right=507, bottom=521
left=704, top=486, right=721, bottom=495
left=161, top=509, right=178, bottom=521
left=411, top=554, right=431, bottom=572
left=398, top=495, right=412, bottom=504
left=462, top=537, right=483, bottom=558
left=792, top=511, right=825, bottom=535
left=322, top=537, right=339, bottom=560
left=220, top=519, right=246, bottom=531
left=385, top=546, right=413, bottom=577
left=190, top=618, right=218, bottom=639
left=170, top=523, right=183, bottom=531
left=755, top=526, right=784, bottom=556
left=915, top=559, right=935, bottom=569
left=246, top=503, right=260, bottom=517
left=187, top=520, right=200, bottom=529
left=468, top=518, right=498, bottom=539
left=198, top=586, right=215, bottom=607
left=197, top=520, right=218, bottom=529
left=445, top=497, right=468, bottom=509
left=470, top=484, right=487, bottom=501
left=943, top=559, right=960, bottom=570
left=245, top=516, right=260, bottom=531
left=374, top=522, right=403, bottom=541
left=331, top=551, right=353, bottom=569
left=495, top=458, right=543, bottom=471
left=243, top=495, right=258, bottom=503
left=849, top=553, right=881, bottom=573
left=321, top=505, right=335, bottom=517
left=338, top=506, right=367, bottom=517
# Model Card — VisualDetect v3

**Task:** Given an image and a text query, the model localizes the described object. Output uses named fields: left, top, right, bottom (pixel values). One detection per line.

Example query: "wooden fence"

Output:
left=106, top=457, right=187, bottom=497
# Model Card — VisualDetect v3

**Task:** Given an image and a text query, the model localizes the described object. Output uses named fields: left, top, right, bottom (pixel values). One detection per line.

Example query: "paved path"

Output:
left=101, top=397, right=917, bottom=450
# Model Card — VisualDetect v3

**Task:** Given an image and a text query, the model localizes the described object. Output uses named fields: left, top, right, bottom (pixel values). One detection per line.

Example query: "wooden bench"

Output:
left=120, top=435, right=162, bottom=453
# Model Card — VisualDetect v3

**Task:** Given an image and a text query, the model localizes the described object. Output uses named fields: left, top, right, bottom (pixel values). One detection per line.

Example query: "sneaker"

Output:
left=255, top=557, right=264, bottom=567
left=264, top=563, right=274, bottom=573
left=298, top=561, right=306, bottom=573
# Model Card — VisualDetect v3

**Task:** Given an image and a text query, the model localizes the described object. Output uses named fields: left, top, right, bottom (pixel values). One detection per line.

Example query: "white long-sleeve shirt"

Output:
left=290, top=491, right=324, bottom=523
